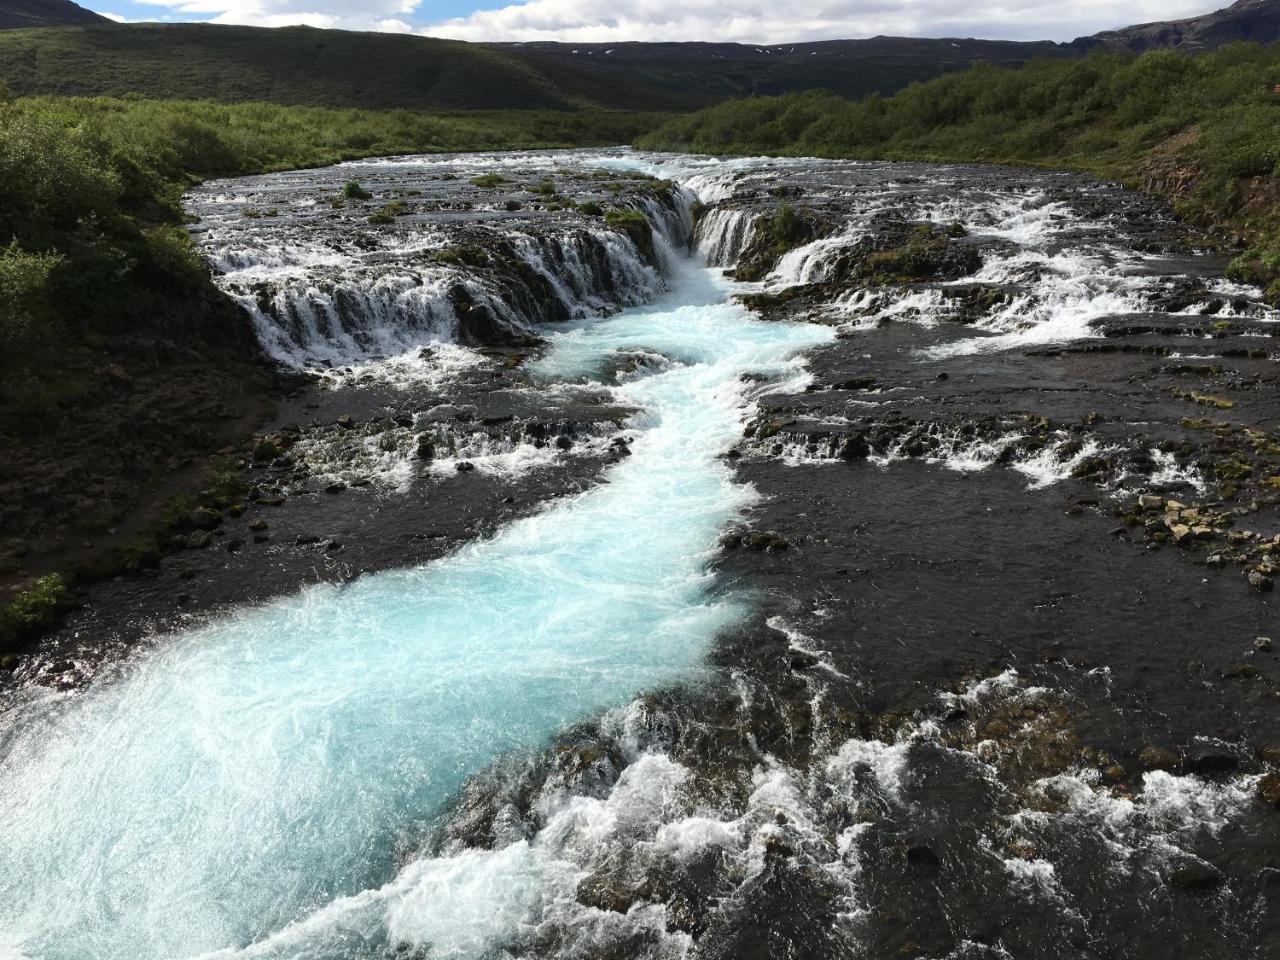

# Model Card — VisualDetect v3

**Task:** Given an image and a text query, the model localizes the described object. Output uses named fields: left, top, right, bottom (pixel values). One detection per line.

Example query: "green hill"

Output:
left=0, top=23, right=1066, bottom=112
left=0, top=24, right=590, bottom=110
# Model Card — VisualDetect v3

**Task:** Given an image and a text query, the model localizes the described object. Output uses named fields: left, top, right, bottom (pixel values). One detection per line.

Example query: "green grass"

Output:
left=638, top=44, right=1280, bottom=297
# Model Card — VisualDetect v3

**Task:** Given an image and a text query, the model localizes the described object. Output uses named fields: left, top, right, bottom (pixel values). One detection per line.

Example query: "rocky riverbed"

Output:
left=0, top=150, right=1276, bottom=960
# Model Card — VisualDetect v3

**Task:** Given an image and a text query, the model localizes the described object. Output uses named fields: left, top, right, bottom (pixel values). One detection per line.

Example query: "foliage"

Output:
left=342, top=180, right=372, bottom=200
left=638, top=43, right=1280, bottom=296
left=368, top=201, right=407, bottom=224
left=604, top=208, right=655, bottom=262
left=0, top=573, right=69, bottom=652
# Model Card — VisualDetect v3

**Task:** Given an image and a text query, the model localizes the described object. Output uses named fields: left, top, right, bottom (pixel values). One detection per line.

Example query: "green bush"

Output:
left=368, top=201, right=407, bottom=224
left=2, top=573, right=69, bottom=640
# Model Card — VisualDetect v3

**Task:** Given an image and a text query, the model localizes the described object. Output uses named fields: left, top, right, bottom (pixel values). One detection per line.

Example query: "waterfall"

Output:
left=196, top=182, right=699, bottom=371
left=694, top=207, right=756, bottom=267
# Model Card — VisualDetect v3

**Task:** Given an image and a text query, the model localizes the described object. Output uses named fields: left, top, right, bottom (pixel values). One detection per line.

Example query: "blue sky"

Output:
left=88, top=0, right=1220, bottom=44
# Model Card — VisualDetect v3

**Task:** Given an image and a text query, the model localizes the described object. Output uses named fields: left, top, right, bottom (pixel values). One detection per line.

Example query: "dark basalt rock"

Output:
left=734, top=205, right=835, bottom=282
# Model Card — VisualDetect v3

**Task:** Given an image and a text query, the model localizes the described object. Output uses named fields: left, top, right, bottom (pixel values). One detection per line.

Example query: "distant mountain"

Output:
left=0, top=24, right=1064, bottom=111
left=0, top=0, right=108, bottom=29
left=1074, top=0, right=1280, bottom=52
left=493, top=37, right=1066, bottom=108
left=0, top=1, right=1277, bottom=113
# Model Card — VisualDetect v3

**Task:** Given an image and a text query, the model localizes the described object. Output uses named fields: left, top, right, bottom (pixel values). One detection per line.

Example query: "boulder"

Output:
left=1258, top=773, right=1280, bottom=810
left=1167, top=859, right=1222, bottom=891
left=1185, top=746, right=1238, bottom=775
left=188, top=507, right=222, bottom=531
left=1138, top=745, right=1179, bottom=771
left=1248, top=570, right=1274, bottom=592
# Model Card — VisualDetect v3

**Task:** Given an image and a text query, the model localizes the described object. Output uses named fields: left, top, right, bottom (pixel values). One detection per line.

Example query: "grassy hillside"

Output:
left=0, top=25, right=588, bottom=110
left=0, top=23, right=1067, bottom=113
left=638, top=44, right=1280, bottom=298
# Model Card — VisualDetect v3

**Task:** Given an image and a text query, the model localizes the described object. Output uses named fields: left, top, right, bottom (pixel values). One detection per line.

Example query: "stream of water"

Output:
left=0, top=225, right=832, bottom=959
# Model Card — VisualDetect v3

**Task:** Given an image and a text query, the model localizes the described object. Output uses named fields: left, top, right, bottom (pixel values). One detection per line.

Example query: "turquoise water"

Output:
left=0, top=254, right=831, bottom=960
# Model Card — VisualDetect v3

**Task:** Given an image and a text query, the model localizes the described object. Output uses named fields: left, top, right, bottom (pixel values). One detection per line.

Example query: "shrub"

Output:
left=368, top=201, right=407, bottom=224
left=2, top=573, right=69, bottom=642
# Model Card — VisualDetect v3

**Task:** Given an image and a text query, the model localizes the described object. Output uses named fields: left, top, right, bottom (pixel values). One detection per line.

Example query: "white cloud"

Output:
left=422, top=0, right=1219, bottom=44
left=129, top=0, right=423, bottom=32
left=99, top=0, right=1224, bottom=42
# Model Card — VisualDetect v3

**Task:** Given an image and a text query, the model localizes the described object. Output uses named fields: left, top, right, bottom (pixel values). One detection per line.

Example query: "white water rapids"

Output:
left=0, top=216, right=832, bottom=958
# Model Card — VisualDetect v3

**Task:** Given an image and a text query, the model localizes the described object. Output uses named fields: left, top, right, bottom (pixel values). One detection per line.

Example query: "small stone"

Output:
left=415, top=436, right=436, bottom=460
left=336, top=415, right=355, bottom=429
left=225, top=538, right=243, bottom=553
left=1257, top=636, right=1274, bottom=652
left=103, top=363, right=133, bottom=389
left=1248, top=570, right=1274, bottom=592
left=187, top=531, right=212, bottom=550
left=188, top=507, right=222, bottom=531
left=906, top=845, right=941, bottom=874
left=455, top=461, right=476, bottom=473
left=1138, top=745, right=1179, bottom=771
left=1185, top=746, right=1238, bottom=774
left=325, top=481, right=347, bottom=494
left=1258, top=773, right=1280, bottom=810
left=1168, top=860, right=1222, bottom=891
left=555, top=435, right=574, bottom=450
left=248, top=518, right=268, bottom=532
left=0, top=655, right=16, bottom=670
left=252, top=438, right=281, bottom=462
left=1138, top=495, right=1164, bottom=510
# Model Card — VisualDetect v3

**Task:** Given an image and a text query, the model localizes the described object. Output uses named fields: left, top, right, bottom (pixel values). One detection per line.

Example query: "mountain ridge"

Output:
left=1074, top=0, right=1280, bottom=52
left=0, top=0, right=1277, bottom=113
left=0, top=0, right=107, bottom=29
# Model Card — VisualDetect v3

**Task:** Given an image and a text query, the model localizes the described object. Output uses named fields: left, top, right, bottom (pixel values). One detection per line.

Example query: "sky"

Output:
left=89, top=0, right=1222, bottom=44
